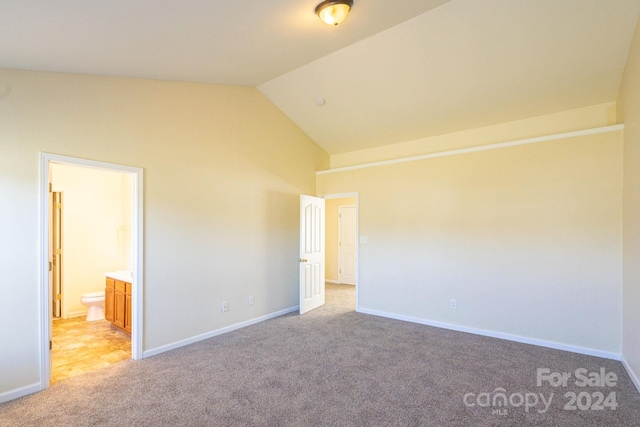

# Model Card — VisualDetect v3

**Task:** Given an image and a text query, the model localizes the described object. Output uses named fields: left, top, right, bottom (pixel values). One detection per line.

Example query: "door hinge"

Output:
left=49, top=183, right=52, bottom=193
left=56, top=202, right=62, bottom=210
left=49, top=340, right=52, bottom=350
left=56, top=294, right=62, bottom=300
left=48, top=261, right=52, bottom=272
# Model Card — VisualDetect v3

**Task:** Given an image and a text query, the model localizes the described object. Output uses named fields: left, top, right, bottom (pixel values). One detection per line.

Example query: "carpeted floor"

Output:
left=1, top=283, right=639, bottom=426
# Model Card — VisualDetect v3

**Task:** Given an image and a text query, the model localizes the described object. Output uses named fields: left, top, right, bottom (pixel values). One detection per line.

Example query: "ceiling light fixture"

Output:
left=315, top=0, right=353, bottom=26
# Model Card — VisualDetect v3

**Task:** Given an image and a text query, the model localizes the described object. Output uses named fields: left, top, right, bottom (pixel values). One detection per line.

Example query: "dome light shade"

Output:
left=315, top=0, right=354, bottom=26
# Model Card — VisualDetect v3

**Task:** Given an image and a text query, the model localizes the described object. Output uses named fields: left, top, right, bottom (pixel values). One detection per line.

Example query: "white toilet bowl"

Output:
left=80, top=291, right=105, bottom=321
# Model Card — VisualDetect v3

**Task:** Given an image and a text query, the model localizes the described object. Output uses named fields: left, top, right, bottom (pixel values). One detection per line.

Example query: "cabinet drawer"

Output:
left=115, top=280, right=126, bottom=293
left=106, top=278, right=115, bottom=289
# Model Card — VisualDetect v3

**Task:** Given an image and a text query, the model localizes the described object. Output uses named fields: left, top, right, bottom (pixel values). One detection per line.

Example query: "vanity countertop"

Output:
left=104, top=270, right=132, bottom=283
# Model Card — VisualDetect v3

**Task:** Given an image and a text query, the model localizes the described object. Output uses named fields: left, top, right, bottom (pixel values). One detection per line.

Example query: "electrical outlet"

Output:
left=221, top=301, right=229, bottom=312
left=248, top=296, right=254, bottom=306
left=449, top=299, right=457, bottom=310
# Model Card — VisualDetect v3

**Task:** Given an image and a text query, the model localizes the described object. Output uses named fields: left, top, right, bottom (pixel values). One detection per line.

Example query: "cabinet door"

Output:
left=114, top=291, right=126, bottom=329
left=105, top=286, right=115, bottom=323
left=125, top=293, right=132, bottom=333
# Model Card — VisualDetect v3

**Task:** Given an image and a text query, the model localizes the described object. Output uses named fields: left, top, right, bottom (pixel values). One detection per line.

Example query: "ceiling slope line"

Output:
left=317, top=124, right=625, bottom=175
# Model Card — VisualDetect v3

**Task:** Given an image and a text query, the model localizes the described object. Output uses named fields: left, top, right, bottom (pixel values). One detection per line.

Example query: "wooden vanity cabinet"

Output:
left=105, top=277, right=132, bottom=335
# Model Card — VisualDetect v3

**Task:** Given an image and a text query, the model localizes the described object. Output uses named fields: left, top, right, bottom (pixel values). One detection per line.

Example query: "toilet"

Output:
left=80, top=291, right=105, bottom=321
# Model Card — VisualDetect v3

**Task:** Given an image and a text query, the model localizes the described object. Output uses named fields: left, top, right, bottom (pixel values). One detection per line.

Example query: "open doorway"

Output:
left=324, top=194, right=358, bottom=311
left=39, top=153, right=144, bottom=390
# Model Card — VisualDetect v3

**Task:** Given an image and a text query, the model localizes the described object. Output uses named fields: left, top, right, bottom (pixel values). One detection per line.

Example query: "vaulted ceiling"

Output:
left=2, top=0, right=639, bottom=155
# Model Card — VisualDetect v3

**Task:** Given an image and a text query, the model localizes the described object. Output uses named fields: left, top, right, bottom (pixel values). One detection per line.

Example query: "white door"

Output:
left=299, top=195, right=325, bottom=314
left=338, top=205, right=357, bottom=285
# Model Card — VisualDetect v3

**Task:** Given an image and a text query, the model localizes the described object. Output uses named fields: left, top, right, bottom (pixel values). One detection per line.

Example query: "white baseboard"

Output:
left=358, top=307, right=621, bottom=361
left=621, top=355, right=640, bottom=394
left=0, top=382, right=41, bottom=404
left=143, top=306, right=299, bottom=358
left=67, top=310, right=88, bottom=319
left=326, top=280, right=356, bottom=286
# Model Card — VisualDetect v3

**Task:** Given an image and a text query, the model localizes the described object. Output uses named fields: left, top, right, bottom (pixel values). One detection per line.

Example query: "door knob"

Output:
left=299, top=258, right=308, bottom=263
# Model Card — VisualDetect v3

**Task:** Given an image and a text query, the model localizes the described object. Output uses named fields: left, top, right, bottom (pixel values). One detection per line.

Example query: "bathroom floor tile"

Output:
left=52, top=317, right=130, bottom=384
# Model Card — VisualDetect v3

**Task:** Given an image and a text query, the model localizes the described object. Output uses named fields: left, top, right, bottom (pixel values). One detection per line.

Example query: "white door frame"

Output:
left=323, top=193, right=359, bottom=311
left=39, top=153, right=144, bottom=390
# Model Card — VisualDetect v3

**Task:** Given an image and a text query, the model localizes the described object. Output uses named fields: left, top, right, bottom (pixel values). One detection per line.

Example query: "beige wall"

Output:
left=619, top=16, right=640, bottom=389
left=51, top=164, right=132, bottom=319
left=0, top=69, right=328, bottom=397
left=318, top=113, right=623, bottom=354
left=331, top=102, right=617, bottom=169
left=325, top=197, right=357, bottom=282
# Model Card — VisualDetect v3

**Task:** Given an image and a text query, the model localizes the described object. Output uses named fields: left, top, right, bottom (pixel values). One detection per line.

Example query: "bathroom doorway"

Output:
left=40, top=153, right=144, bottom=390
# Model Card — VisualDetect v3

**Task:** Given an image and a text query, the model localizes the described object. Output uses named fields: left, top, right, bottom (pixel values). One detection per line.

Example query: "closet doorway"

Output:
left=324, top=194, right=359, bottom=310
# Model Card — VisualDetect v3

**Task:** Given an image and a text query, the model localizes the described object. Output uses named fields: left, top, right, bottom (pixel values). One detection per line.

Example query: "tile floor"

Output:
left=51, top=316, right=130, bottom=384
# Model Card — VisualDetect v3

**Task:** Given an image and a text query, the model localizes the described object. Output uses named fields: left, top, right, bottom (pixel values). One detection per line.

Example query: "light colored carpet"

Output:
left=1, top=283, right=639, bottom=426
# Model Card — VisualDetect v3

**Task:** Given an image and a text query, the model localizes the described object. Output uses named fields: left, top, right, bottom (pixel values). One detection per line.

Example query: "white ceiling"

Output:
left=2, top=0, right=639, bottom=155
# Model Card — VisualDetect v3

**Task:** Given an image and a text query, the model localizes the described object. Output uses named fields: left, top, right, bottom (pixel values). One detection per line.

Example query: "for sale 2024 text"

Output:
left=537, top=367, right=618, bottom=411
